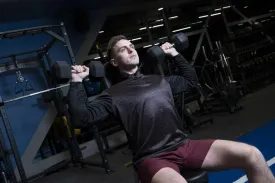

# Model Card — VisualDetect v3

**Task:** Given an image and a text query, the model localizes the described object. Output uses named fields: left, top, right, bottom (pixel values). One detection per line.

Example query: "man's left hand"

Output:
left=160, top=42, right=179, bottom=57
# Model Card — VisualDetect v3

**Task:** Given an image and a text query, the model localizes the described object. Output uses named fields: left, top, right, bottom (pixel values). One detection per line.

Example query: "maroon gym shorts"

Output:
left=136, top=139, right=216, bottom=183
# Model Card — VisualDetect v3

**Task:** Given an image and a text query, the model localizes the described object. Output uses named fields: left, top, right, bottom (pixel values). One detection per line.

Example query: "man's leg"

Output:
left=136, top=155, right=187, bottom=183
left=201, top=140, right=275, bottom=183
left=151, top=168, right=187, bottom=183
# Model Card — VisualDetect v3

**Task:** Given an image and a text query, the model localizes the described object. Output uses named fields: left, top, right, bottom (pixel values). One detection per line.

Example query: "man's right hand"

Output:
left=71, top=65, right=89, bottom=82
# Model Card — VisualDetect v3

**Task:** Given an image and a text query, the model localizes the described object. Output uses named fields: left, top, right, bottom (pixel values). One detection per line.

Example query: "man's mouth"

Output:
left=130, top=55, right=136, bottom=59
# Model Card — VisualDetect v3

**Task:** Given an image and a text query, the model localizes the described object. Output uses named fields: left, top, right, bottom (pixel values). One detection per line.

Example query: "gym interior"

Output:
left=0, top=0, right=275, bottom=183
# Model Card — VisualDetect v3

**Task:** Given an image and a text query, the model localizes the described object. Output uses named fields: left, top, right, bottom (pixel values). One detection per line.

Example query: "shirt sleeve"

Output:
left=68, top=82, right=113, bottom=127
left=165, top=54, right=199, bottom=94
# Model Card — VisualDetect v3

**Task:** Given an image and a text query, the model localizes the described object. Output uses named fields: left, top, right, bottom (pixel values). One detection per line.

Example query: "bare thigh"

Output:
left=152, top=168, right=187, bottom=183
left=201, top=139, right=259, bottom=171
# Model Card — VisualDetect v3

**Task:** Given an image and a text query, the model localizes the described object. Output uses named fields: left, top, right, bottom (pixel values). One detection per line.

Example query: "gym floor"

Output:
left=32, top=83, right=275, bottom=183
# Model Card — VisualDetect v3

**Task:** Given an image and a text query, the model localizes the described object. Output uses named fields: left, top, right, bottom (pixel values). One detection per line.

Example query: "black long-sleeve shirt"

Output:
left=68, top=54, right=198, bottom=164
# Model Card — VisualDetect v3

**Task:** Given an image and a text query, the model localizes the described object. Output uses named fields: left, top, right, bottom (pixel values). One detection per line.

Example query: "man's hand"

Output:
left=71, top=65, right=89, bottom=82
left=160, top=42, right=179, bottom=57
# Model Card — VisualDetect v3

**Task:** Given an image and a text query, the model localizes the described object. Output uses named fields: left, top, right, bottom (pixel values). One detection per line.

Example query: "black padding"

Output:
left=180, top=169, right=209, bottom=183
left=104, top=62, right=119, bottom=88
left=88, top=61, right=105, bottom=78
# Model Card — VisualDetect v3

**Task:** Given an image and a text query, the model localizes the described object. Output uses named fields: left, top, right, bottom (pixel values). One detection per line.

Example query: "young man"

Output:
left=68, top=35, right=274, bottom=183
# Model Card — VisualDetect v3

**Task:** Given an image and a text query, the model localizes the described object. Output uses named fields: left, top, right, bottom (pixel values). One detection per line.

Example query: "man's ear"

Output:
left=110, top=59, right=118, bottom=67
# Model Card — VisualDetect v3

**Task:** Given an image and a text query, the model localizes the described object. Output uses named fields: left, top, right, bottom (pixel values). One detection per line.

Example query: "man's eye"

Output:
left=120, top=48, right=126, bottom=52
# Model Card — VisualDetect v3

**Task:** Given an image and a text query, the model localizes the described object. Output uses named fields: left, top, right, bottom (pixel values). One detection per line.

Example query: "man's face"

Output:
left=111, top=39, right=139, bottom=69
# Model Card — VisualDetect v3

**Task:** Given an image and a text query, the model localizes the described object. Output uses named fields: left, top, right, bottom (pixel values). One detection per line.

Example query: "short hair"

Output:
left=106, top=35, right=128, bottom=61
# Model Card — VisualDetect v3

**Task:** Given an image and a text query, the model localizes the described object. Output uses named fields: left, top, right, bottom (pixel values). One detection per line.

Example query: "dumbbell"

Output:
left=51, top=61, right=105, bottom=83
left=147, top=32, right=189, bottom=64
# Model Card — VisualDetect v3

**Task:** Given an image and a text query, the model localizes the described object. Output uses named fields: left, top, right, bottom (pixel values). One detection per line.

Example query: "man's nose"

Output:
left=127, top=47, right=134, bottom=53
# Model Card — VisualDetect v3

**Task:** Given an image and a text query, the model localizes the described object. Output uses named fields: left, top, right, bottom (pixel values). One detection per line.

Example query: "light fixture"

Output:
left=191, top=21, right=203, bottom=25
left=199, top=12, right=221, bottom=19
left=131, top=37, right=142, bottom=41
left=169, top=16, right=178, bottom=20
left=172, top=27, right=191, bottom=33
left=94, top=57, right=100, bottom=60
left=139, top=27, right=147, bottom=30
left=158, top=36, right=167, bottom=40
left=223, top=6, right=231, bottom=9
left=99, top=31, right=104, bottom=34
left=156, top=19, right=163, bottom=22
left=199, top=15, right=209, bottom=19
left=143, top=45, right=152, bottom=48
left=244, top=6, right=248, bottom=9
left=215, top=6, right=231, bottom=11
left=152, top=24, right=164, bottom=28
left=154, top=43, right=160, bottom=45
left=158, top=7, right=163, bottom=11
left=211, top=12, right=221, bottom=16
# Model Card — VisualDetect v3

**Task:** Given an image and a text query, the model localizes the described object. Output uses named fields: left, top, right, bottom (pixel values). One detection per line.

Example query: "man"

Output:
left=68, top=35, right=274, bottom=183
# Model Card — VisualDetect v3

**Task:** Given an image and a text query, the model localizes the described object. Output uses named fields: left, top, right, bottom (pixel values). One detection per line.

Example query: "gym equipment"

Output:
left=200, top=42, right=243, bottom=114
left=0, top=61, right=104, bottom=105
left=147, top=32, right=189, bottom=65
left=0, top=22, right=111, bottom=181
left=51, top=61, right=105, bottom=83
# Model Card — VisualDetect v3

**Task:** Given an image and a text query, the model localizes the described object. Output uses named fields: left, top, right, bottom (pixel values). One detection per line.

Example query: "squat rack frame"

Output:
left=0, top=22, right=78, bottom=183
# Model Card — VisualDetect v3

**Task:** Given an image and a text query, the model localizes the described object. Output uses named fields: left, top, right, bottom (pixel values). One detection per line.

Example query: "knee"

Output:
left=245, top=145, right=264, bottom=166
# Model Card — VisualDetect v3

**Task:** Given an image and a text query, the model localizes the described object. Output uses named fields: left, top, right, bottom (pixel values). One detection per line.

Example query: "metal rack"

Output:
left=0, top=22, right=78, bottom=183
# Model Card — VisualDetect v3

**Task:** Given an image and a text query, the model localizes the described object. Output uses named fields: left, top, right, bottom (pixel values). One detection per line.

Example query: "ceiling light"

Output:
left=211, top=12, right=221, bottom=16
left=94, top=57, right=100, bottom=60
left=154, top=43, right=160, bottom=45
left=156, top=19, right=163, bottom=22
left=152, top=24, right=164, bottom=28
left=214, top=8, right=221, bottom=11
left=244, top=6, right=248, bottom=8
left=139, top=27, right=147, bottom=30
left=131, top=37, right=142, bottom=41
left=143, top=45, right=152, bottom=48
left=222, top=6, right=231, bottom=9
left=191, top=21, right=203, bottom=25
left=158, top=37, right=167, bottom=40
left=269, top=10, right=274, bottom=13
left=199, top=15, right=209, bottom=19
left=169, top=16, right=178, bottom=20
left=99, top=31, right=104, bottom=34
left=158, top=8, right=163, bottom=11
left=172, top=27, right=191, bottom=33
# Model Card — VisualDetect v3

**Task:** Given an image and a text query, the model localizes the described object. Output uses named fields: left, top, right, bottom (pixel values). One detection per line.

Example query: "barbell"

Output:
left=0, top=61, right=105, bottom=106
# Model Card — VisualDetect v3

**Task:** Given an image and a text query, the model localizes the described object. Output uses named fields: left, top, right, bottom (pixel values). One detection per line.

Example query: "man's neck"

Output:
left=120, top=66, right=138, bottom=75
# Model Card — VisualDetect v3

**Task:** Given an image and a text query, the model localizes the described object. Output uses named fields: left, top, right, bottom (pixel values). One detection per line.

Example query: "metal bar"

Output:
left=205, top=30, right=213, bottom=51
left=145, top=14, right=153, bottom=41
left=225, top=1, right=253, bottom=25
left=222, top=9, right=231, bottom=34
left=42, top=38, right=57, bottom=54
left=4, top=83, right=70, bottom=104
left=60, top=22, right=76, bottom=65
left=45, top=31, right=65, bottom=43
left=0, top=114, right=17, bottom=183
left=0, top=25, right=61, bottom=39
left=191, top=7, right=213, bottom=66
left=0, top=106, right=28, bottom=183
left=191, top=29, right=206, bottom=66
left=228, top=13, right=274, bottom=26
left=0, top=49, right=42, bottom=60
left=91, top=125, right=112, bottom=174
left=161, top=9, right=173, bottom=42
left=44, top=52, right=53, bottom=68
left=0, top=56, right=41, bottom=74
